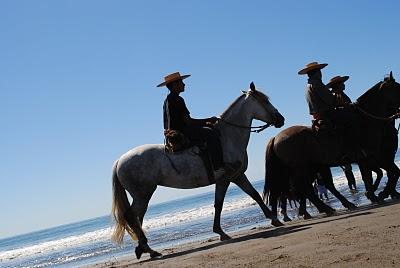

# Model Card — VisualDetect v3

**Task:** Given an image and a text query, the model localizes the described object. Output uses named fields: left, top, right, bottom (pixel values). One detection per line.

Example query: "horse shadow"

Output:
left=139, top=225, right=309, bottom=264
left=139, top=199, right=400, bottom=264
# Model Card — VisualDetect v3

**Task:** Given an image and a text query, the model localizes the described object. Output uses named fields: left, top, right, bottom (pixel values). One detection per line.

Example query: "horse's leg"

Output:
left=280, top=195, right=292, bottom=222
left=373, top=168, right=383, bottom=192
left=297, top=196, right=312, bottom=219
left=378, top=162, right=400, bottom=200
left=269, top=192, right=279, bottom=219
left=213, top=180, right=231, bottom=241
left=305, top=183, right=335, bottom=216
left=358, top=161, right=380, bottom=202
left=127, top=188, right=161, bottom=260
left=124, top=205, right=160, bottom=259
left=233, top=173, right=283, bottom=227
left=319, top=166, right=357, bottom=209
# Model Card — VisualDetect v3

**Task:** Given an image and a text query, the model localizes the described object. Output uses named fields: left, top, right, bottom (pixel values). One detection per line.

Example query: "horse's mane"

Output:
left=220, top=94, right=245, bottom=118
left=355, top=81, right=383, bottom=107
left=220, top=90, right=270, bottom=118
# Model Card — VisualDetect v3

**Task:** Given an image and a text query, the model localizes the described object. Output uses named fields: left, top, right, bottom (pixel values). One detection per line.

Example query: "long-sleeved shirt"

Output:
left=305, top=78, right=337, bottom=115
left=333, top=91, right=352, bottom=105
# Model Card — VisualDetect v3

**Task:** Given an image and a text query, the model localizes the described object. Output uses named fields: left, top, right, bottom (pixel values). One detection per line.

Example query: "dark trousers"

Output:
left=183, top=126, right=223, bottom=169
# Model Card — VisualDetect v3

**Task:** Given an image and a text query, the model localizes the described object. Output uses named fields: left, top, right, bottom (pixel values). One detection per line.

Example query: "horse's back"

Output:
left=273, top=126, right=325, bottom=166
left=273, top=125, right=347, bottom=166
left=116, top=144, right=209, bottom=189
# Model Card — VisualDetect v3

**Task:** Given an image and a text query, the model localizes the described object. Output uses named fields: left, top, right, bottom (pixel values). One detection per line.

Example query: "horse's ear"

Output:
left=250, top=82, right=256, bottom=91
left=390, top=71, right=394, bottom=81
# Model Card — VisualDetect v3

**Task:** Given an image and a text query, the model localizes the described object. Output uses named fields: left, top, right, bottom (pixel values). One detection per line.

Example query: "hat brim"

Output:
left=157, top=75, right=191, bottom=87
left=298, top=63, right=328, bottom=75
left=327, top=76, right=349, bottom=88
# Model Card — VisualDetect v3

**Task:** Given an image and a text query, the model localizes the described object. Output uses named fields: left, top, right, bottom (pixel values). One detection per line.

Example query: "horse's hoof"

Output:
left=283, top=216, right=292, bottom=222
left=347, top=203, right=357, bottom=210
left=390, top=191, right=400, bottom=200
left=378, top=191, right=389, bottom=200
left=303, top=213, right=312, bottom=220
left=271, top=219, right=284, bottom=227
left=220, top=233, right=232, bottom=241
left=366, top=192, right=380, bottom=203
left=150, top=250, right=162, bottom=258
left=135, top=246, right=144, bottom=260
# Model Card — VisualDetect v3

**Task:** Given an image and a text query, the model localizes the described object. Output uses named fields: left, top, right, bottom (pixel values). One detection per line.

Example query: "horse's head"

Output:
left=380, top=72, right=400, bottom=112
left=244, top=82, right=285, bottom=128
left=357, top=72, right=400, bottom=116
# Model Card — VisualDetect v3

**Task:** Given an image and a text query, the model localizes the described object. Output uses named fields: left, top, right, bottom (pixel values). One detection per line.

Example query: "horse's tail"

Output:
left=111, top=160, right=137, bottom=244
left=263, top=137, right=285, bottom=205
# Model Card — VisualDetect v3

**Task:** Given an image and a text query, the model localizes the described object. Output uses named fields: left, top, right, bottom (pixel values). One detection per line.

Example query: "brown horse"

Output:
left=263, top=72, right=400, bottom=215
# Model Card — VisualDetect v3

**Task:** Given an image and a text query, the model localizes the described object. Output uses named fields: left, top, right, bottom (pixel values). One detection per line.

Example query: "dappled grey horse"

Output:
left=111, top=83, right=284, bottom=259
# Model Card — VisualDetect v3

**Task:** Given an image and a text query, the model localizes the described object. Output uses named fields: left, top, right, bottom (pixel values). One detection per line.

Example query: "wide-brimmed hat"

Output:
left=327, top=75, right=349, bottom=88
left=157, top=72, right=191, bottom=87
left=298, top=62, right=328, bottom=75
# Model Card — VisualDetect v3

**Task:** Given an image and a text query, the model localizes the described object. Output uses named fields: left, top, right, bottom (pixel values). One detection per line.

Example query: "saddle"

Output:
left=311, top=119, right=334, bottom=132
left=164, top=129, right=216, bottom=182
left=164, top=129, right=190, bottom=152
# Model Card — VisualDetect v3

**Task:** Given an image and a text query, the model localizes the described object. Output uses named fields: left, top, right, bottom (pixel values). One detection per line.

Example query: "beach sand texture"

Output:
left=90, top=201, right=400, bottom=268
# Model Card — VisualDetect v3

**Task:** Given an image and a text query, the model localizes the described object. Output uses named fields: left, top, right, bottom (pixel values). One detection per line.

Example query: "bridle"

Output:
left=218, top=91, right=275, bottom=133
left=354, top=80, right=400, bottom=133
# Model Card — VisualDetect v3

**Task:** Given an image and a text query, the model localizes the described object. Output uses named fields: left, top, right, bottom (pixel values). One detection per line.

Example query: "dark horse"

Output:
left=263, top=72, right=400, bottom=216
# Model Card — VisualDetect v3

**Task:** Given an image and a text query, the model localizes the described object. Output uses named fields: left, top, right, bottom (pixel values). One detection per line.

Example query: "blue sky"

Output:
left=1, top=1, right=399, bottom=238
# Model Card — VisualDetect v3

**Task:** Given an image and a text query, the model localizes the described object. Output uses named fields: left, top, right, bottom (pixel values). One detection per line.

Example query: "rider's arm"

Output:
left=183, top=115, right=218, bottom=127
left=313, top=83, right=337, bottom=107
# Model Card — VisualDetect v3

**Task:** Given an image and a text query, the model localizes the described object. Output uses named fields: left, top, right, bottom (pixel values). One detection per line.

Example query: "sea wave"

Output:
left=0, top=195, right=258, bottom=262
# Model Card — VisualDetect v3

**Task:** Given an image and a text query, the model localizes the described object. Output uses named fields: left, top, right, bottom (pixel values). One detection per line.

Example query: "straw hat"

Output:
left=157, top=72, right=191, bottom=87
left=298, top=62, right=328, bottom=75
left=326, top=75, right=349, bottom=88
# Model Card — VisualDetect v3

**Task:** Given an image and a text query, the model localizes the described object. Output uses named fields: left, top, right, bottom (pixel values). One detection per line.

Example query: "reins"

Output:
left=217, top=90, right=275, bottom=133
left=354, top=105, right=400, bottom=134
left=217, top=117, right=272, bottom=133
left=354, top=105, right=400, bottom=122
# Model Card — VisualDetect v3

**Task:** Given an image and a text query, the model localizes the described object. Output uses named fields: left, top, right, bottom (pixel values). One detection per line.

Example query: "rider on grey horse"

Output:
left=157, top=72, right=240, bottom=176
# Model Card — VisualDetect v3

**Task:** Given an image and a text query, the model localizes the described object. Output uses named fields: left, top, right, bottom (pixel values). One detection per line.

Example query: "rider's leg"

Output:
left=184, top=126, right=224, bottom=170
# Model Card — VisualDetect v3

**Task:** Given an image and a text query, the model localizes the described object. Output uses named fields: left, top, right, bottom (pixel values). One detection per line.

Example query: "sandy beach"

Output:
left=89, top=200, right=400, bottom=268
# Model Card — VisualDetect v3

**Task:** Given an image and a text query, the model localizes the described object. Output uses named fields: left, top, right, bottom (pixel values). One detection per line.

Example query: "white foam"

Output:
left=142, top=196, right=257, bottom=230
left=0, top=228, right=112, bottom=262
left=0, top=196, right=256, bottom=262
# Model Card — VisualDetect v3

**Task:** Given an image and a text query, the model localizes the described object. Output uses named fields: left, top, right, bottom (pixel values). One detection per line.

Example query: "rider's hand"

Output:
left=208, top=116, right=219, bottom=124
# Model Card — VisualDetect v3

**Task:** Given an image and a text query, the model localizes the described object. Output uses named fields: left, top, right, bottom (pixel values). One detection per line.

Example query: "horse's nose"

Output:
left=274, top=113, right=285, bottom=128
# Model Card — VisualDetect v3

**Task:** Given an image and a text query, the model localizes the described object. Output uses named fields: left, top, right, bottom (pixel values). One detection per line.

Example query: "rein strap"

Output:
left=217, top=117, right=272, bottom=133
left=354, top=105, right=400, bottom=122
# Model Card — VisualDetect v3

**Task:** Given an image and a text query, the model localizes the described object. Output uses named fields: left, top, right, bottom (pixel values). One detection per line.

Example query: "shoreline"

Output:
left=86, top=200, right=400, bottom=268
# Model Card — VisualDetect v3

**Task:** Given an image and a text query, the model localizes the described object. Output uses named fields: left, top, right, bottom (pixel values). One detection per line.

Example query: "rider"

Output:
left=327, top=75, right=358, bottom=190
left=298, top=62, right=363, bottom=160
left=298, top=62, right=338, bottom=123
left=327, top=75, right=352, bottom=106
left=157, top=71, right=240, bottom=176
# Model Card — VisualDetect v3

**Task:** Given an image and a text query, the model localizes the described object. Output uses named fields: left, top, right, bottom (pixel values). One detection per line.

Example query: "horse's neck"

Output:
left=357, top=83, right=387, bottom=117
left=216, top=104, right=253, bottom=163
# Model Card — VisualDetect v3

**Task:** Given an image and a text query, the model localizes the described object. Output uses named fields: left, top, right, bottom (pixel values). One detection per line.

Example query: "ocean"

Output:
left=1, top=159, right=399, bottom=268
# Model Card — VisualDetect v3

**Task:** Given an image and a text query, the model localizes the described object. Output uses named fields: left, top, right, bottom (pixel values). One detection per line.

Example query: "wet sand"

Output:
left=88, top=200, right=400, bottom=268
